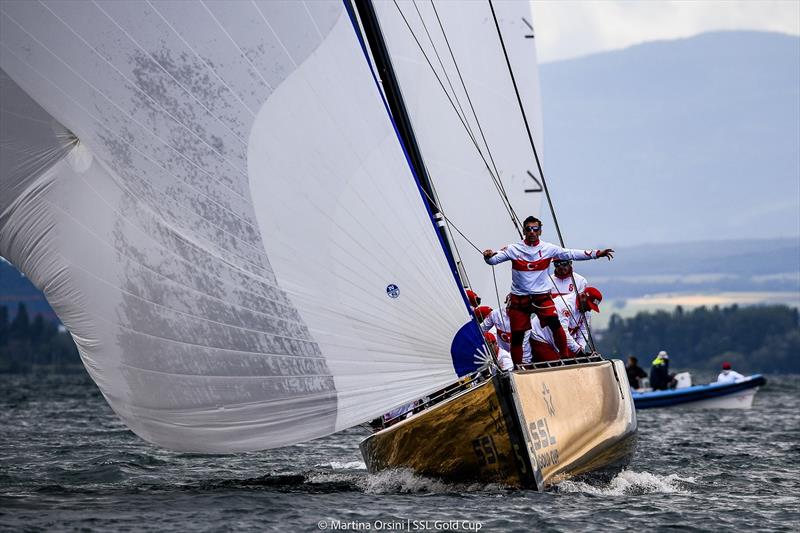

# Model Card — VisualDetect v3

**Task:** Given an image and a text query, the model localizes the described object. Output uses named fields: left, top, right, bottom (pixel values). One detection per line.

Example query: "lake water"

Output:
left=1, top=372, right=798, bottom=532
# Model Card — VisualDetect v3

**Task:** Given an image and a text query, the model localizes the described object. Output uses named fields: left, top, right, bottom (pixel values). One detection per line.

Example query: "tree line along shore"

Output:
left=1, top=302, right=798, bottom=374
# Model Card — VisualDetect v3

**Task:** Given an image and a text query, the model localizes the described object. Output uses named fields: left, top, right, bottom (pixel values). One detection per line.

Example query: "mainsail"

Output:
left=0, top=0, right=543, bottom=452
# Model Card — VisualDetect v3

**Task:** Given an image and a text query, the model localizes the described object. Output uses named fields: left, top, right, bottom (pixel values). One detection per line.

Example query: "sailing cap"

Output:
left=658, top=350, right=669, bottom=359
left=582, top=287, right=603, bottom=312
left=466, top=289, right=480, bottom=307
left=722, top=361, right=732, bottom=370
left=473, top=305, right=493, bottom=322
left=483, top=331, right=497, bottom=344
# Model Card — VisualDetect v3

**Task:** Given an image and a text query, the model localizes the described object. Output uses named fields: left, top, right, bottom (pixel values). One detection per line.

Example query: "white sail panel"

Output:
left=373, top=0, right=545, bottom=307
left=0, top=0, right=474, bottom=452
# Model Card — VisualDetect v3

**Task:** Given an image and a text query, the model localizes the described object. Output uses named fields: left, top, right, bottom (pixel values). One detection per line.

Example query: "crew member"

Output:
left=466, top=289, right=481, bottom=308
left=481, top=300, right=531, bottom=364
left=554, top=286, right=603, bottom=356
left=529, top=313, right=580, bottom=362
left=473, top=305, right=493, bottom=323
left=483, top=216, right=614, bottom=364
left=550, top=259, right=587, bottom=299
left=717, top=362, right=745, bottom=383
left=483, top=331, right=513, bottom=372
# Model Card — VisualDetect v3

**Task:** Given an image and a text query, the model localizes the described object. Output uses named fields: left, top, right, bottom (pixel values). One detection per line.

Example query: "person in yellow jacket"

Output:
left=649, top=350, right=676, bottom=390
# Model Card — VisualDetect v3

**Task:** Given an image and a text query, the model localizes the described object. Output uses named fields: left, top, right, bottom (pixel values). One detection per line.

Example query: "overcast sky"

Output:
left=530, top=0, right=800, bottom=63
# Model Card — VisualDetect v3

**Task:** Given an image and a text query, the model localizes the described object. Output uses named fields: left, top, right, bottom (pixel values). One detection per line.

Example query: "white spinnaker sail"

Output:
left=0, top=0, right=478, bottom=452
left=373, top=0, right=545, bottom=306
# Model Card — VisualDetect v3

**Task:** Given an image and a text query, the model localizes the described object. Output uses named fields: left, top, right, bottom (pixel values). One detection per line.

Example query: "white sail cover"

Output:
left=0, top=0, right=543, bottom=452
left=373, top=0, right=545, bottom=307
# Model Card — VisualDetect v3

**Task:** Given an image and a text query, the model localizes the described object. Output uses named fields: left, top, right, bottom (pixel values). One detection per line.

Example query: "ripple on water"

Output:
left=2, top=374, right=800, bottom=531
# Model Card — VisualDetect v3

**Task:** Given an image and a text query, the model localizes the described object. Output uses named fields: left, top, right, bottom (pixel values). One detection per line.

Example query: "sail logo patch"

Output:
left=386, top=284, right=400, bottom=299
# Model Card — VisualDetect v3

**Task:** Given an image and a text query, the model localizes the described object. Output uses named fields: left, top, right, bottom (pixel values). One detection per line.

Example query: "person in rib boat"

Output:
left=716, top=361, right=745, bottom=383
left=483, top=216, right=613, bottom=364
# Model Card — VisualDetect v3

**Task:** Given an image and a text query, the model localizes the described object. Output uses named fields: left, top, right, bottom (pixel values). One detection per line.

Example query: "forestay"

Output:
left=0, top=0, right=542, bottom=452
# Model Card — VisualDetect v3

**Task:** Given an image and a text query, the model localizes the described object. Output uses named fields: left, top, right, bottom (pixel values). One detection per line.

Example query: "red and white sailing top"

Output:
left=530, top=307, right=583, bottom=355
left=485, top=240, right=601, bottom=295
left=552, top=295, right=590, bottom=354
left=496, top=346, right=514, bottom=372
left=549, top=272, right=588, bottom=299
left=481, top=308, right=532, bottom=363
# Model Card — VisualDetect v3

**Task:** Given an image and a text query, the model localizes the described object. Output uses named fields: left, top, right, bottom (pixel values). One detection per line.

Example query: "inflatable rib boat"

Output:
left=632, top=374, right=766, bottom=409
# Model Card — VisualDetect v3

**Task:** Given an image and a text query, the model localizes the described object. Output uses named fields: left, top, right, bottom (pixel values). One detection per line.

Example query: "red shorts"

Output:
left=506, top=293, right=558, bottom=332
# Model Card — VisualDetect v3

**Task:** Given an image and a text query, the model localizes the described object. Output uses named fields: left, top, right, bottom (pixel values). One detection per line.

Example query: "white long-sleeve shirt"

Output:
left=717, top=370, right=745, bottom=383
left=552, top=294, right=590, bottom=354
left=485, top=240, right=600, bottom=294
left=550, top=272, right=588, bottom=299
left=481, top=308, right=532, bottom=363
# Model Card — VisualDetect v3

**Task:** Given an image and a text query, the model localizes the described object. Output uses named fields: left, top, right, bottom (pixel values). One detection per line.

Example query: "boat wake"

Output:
left=189, top=465, right=693, bottom=497
left=358, top=468, right=508, bottom=495
left=555, top=470, right=696, bottom=496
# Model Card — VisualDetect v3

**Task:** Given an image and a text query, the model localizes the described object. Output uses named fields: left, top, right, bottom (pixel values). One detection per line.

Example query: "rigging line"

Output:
left=489, top=0, right=602, bottom=356
left=490, top=265, right=507, bottom=331
left=417, top=186, right=481, bottom=254
left=487, top=0, right=565, bottom=247
left=430, top=0, right=522, bottom=234
left=391, top=0, right=520, bottom=229
left=406, top=0, right=491, bottom=288
left=410, top=0, right=477, bottom=146
left=440, top=213, right=473, bottom=290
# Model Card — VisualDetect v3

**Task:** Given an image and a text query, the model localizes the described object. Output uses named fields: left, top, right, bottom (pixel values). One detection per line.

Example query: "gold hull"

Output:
left=359, top=359, right=637, bottom=489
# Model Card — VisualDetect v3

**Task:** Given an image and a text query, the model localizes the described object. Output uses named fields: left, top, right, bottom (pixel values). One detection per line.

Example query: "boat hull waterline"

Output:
left=360, top=360, right=638, bottom=489
left=632, top=375, right=766, bottom=409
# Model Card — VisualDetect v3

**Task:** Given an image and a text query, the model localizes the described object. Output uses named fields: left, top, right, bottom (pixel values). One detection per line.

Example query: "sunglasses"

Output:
left=554, top=261, right=572, bottom=267
left=524, top=225, right=541, bottom=232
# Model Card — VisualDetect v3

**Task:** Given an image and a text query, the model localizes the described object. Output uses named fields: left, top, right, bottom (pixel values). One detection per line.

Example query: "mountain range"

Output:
left=538, top=30, right=799, bottom=248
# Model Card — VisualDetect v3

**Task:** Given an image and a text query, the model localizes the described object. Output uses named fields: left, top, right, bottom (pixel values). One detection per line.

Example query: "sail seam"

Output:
left=145, top=0, right=258, bottom=117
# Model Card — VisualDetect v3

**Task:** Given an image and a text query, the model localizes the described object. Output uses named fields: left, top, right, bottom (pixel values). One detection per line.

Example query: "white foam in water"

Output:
left=358, top=468, right=506, bottom=494
left=313, top=461, right=367, bottom=470
left=306, top=471, right=361, bottom=485
left=557, top=470, right=696, bottom=496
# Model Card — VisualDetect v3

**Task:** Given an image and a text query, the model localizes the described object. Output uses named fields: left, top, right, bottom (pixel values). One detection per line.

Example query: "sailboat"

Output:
left=0, top=0, right=635, bottom=489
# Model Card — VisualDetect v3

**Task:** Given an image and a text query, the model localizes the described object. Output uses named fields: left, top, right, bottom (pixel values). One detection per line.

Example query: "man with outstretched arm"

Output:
left=482, top=216, right=614, bottom=364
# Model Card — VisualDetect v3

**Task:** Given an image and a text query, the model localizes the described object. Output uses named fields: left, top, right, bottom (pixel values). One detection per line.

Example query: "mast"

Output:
left=350, top=0, right=467, bottom=291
